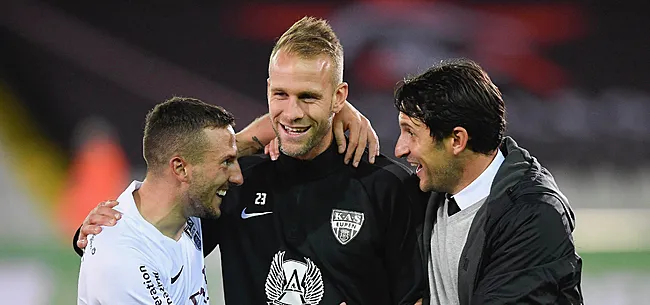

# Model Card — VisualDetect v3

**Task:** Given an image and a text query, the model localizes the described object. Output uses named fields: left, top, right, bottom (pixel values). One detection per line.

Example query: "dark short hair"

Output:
left=143, top=96, right=235, bottom=171
left=394, top=59, right=506, bottom=154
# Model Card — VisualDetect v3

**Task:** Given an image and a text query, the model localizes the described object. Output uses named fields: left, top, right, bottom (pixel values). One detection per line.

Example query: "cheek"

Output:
left=311, top=103, right=332, bottom=121
left=210, top=168, right=229, bottom=184
left=420, top=147, right=439, bottom=170
left=268, top=102, right=282, bottom=119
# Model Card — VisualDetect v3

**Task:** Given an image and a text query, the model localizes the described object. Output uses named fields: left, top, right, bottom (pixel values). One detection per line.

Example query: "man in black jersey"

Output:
left=74, top=17, right=425, bottom=305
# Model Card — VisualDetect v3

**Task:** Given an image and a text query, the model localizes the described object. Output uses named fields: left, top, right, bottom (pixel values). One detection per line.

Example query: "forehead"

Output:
left=398, top=112, right=425, bottom=128
left=203, top=126, right=236, bottom=154
left=269, top=51, right=333, bottom=92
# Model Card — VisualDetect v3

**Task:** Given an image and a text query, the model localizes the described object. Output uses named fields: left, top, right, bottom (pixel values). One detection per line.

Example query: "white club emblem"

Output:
left=265, top=251, right=324, bottom=305
left=330, top=209, right=364, bottom=245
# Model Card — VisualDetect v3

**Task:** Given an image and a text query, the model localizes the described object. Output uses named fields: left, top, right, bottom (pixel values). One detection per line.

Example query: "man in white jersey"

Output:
left=78, top=96, right=243, bottom=304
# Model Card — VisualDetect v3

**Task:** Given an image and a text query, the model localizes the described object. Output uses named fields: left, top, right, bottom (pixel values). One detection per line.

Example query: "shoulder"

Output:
left=238, top=154, right=272, bottom=172
left=489, top=195, right=574, bottom=251
left=80, top=237, right=164, bottom=287
left=504, top=173, right=575, bottom=236
left=79, top=244, right=169, bottom=303
left=353, top=154, right=426, bottom=208
left=354, top=154, right=414, bottom=184
left=84, top=216, right=164, bottom=266
left=489, top=155, right=576, bottom=236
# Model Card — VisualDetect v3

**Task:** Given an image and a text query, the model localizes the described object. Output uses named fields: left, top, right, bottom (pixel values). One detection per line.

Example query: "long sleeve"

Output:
left=471, top=198, right=583, bottom=304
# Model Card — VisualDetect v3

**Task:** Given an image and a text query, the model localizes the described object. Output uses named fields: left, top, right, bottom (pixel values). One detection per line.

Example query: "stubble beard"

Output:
left=275, top=115, right=333, bottom=158
left=185, top=179, right=220, bottom=219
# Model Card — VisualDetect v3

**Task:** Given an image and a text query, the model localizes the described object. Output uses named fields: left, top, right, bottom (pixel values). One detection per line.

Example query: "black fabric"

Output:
left=73, top=227, right=83, bottom=257
left=210, top=143, right=425, bottom=305
left=446, top=195, right=460, bottom=216
left=423, top=136, right=583, bottom=305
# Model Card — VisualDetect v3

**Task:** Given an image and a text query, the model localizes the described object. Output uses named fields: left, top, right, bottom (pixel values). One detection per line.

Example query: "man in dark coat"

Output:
left=393, top=58, right=583, bottom=305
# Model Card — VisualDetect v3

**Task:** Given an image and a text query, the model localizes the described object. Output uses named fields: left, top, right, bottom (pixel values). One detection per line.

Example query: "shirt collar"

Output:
left=451, top=149, right=505, bottom=210
left=276, top=138, right=345, bottom=183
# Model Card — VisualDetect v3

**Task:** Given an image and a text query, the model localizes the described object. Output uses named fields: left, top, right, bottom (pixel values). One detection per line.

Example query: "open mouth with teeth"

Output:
left=410, top=162, right=423, bottom=174
left=281, top=123, right=310, bottom=135
left=216, top=189, right=228, bottom=198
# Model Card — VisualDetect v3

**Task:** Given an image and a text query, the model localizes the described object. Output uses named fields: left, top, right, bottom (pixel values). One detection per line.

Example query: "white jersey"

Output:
left=78, top=181, right=209, bottom=305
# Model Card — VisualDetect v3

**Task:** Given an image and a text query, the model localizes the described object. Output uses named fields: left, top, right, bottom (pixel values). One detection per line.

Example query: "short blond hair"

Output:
left=270, top=16, right=344, bottom=84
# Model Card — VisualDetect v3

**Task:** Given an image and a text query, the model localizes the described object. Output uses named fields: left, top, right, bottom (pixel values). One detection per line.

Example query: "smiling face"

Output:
left=267, top=49, right=347, bottom=160
left=395, top=112, right=462, bottom=193
left=184, top=126, right=243, bottom=219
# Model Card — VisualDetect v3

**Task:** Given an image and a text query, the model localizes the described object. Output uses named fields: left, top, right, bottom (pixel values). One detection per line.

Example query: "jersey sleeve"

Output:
left=79, top=248, right=176, bottom=305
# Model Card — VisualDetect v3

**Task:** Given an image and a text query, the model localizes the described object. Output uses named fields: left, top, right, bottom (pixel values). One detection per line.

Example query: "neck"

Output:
left=450, top=150, right=498, bottom=195
left=134, top=176, right=186, bottom=241
left=294, top=130, right=333, bottom=161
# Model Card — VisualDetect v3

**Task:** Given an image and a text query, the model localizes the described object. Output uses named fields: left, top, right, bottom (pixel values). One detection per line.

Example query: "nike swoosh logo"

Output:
left=171, top=266, right=183, bottom=284
left=241, top=207, right=273, bottom=219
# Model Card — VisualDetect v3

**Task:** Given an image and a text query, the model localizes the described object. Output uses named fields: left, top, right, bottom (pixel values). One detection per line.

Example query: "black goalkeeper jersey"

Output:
left=204, top=143, right=425, bottom=305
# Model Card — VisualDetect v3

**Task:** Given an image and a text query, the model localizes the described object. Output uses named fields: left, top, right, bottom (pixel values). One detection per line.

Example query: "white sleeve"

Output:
left=83, top=249, right=175, bottom=305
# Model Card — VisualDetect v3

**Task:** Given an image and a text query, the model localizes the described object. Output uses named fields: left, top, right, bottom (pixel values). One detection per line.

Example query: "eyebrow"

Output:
left=222, top=153, right=237, bottom=161
left=399, top=122, right=412, bottom=128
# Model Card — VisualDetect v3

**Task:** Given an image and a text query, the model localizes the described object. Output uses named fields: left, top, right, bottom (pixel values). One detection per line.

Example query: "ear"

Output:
left=169, top=156, right=190, bottom=182
left=331, top=82, right=348, bottom=113
left=450, top=127, right=469, bottom=156
left=266, top=78, right=271, bottom=102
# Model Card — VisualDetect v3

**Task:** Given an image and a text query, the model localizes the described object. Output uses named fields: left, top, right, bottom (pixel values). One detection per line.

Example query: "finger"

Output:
left=367, top=122, right=380, bottom=164
left=333, top=120, right=346, bottom=154
left=88, top=214, right=118, bottom=227
left=271, top=138, right=280, bottom=161
left=99, top=200, right=119, bottom=208
left=77, top=238, right=88, bottom=249
left=352, top=129, right=368, bottom=167
left=93, top=206, right=122, bottom=222
left=80, top=224, right=103, bottom=237
left=344, top=124, right=360, bottom=164
left=264, top=143, right=270, bottom=155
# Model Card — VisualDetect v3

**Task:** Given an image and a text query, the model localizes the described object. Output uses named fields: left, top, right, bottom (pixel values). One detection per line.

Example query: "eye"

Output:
left=273, top=92, right=288, bottom=98
left=298, top=93, right=320, bottom=101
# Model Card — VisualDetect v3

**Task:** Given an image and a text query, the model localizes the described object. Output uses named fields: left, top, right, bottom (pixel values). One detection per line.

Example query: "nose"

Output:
left=394, top=135, right=410, bottom=159
left=229, top=160, right=244, bottom=186
left=283, top=96, right=305, bottom=121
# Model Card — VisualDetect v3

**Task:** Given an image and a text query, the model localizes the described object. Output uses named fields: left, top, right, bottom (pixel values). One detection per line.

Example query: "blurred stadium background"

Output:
left=0, top=0, right=648, bottom=304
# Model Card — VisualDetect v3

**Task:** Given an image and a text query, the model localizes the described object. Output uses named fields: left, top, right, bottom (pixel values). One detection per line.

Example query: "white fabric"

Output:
left=77, top=180, right=209, bottom=305
left=452, top=150, right=504, bottom=210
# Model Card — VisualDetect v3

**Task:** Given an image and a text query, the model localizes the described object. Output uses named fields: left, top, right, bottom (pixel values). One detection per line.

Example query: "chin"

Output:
left=419, top=180, right=435, bottom=193
left=200, top=208, right=220, bottom=219
left=279, top=143, right=309, bottom=157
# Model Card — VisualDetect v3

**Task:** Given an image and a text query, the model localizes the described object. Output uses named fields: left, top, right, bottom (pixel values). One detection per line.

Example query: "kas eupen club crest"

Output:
left=330, top=209, right=365, bottom=245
